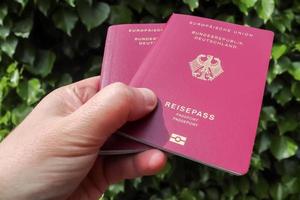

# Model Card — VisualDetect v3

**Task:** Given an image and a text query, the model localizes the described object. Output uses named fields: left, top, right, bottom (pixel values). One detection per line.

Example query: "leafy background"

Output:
left=0, top=0, right=300, bottom=199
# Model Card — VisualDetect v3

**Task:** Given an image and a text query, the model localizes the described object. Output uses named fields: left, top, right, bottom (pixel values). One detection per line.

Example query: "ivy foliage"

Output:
left=0, top=0, right=300, bottom=199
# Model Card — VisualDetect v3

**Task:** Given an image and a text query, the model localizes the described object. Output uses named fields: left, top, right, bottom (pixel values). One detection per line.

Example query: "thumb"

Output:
left=67, top=82, right=157, bottom=147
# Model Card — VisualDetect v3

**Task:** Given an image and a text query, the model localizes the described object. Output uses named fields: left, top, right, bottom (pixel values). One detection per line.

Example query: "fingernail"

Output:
left=139, top=88, right=157, bottom=110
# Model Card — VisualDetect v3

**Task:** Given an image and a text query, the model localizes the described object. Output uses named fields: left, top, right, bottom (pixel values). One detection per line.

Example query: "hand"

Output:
left=0, top=76, right=166, bottom=200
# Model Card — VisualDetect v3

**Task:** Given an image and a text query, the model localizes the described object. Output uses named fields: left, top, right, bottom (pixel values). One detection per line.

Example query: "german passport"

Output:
left=100, top=24, right=164, bottom=155
left=100, top=14, right=274, bottom=174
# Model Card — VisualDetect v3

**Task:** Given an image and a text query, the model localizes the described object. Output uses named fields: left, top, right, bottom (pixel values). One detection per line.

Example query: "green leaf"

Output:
left=237, top=176, right=250, bottom=194
left=7, top=62, right=20, bottom=87
left=0, top=25, right=10, bottom=40
left=276, top=160, right=300, bottom=177
left=144, top=1, right=174, bottom=19
left=257, top=132, right=271, bottom=153
left=65, top=0, right=75, bottom=7
left=83, top=0, right=93, bottom=5
left=52, top=8, right=78, bottom=36
left=284, top=176, right=300, bottom=194
left=294, top=43, right=300, bottom=52
left=35, top=50, right=56, bottom=77
left=206, top=187, right=220, bottom=200
left=216, top=14, right=235, bottom=23
left=277, top=113, right=298, bottom=135
left=288, top=62, right=300, bottom=81
left=274, top=87, right=292, bottom=106
left=0, top=35, right=18, bottom=57
left=84, top=56, right=101, bottom=78
left=291, top=81, right=300, bottom=101
left=271, top=136, right=298, bottom=160
left=259, top=106, right=277, bottom=130
left=271, top=10, right=294, bottom=33
left=9, top=68, right=20, bottom=88
left=179, top=188, right=197, bottom=200
left=16, top=78, right=45, bottom=105
left=106, top=182, right=124, bottom=196
left=109, top=5, right=133, bottom=24
left=251, top=154, right=264, bottom=170
left=256, top=0, right=275, bottom=22
left=0, top=111, right=11, bottom=126
left=26, top=50, right=56, bottom=77
left=14, top=0, right=29, bottom=8
left=272, top=44, right=287, bottom=61
left=56, top=73, right=73, bottom=87
left=16, top=42, right=36, bottom=65
left=244, top=14, right=264, bottom=27
left=0, top=129, right=9, bottom=142
left=183, top=0, right=199, bottom=12
left=0, top=77, right=9, bottom=103
left=268, top=58, right=292, bottom=84
left=267, top=78, right=284, bottom=97
left=35, top=0, right=52, bottom=16
left=11, top=104, right=32, bottom=125
left=156, top=161, right=172, bottom=180
left=270, top=182, right=288, bottom=200
left=12, top=15, right=33, bottom=38
left=0, top=3, right=8, bottom=25
left=223, top=180, right=239, bottom=198
left=252, top=176, right=269, bottom=198
left=272, top=57, right=291, bottom=76
left=261, top=106, right=277, bottom=122
left=86, top=28, right=102, bottom=48
left=77, top=0, right=110, bottom=31
left=233, top=0, right=257, bottom=15
left=126, top=0, right=146, bottom=13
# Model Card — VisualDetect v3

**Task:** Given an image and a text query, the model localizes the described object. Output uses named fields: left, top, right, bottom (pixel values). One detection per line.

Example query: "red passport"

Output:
left=120, top=14, right=274, bottom=174
left=100, top=135, right=151, bottom=155
left=100, top=24, right=165, bottom=155
left=101, top=23, right=165, bottom=87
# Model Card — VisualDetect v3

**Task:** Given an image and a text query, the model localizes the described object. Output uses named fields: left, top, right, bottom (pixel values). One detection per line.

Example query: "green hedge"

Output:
left=0, top=0, right=300, bottom=199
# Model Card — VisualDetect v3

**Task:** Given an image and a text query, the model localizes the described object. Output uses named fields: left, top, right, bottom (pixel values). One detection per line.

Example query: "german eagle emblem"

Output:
left=189, top=54, right=223, bottom=81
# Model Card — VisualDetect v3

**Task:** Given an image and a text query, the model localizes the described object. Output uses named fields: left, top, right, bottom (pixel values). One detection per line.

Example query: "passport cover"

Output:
left=120, top=14, right=274, bottom=174
left=100, top=24, right=165, bottom=154
left=101, top=23, right=165, bottom=87
left=100, top=135, right=151, bottom=155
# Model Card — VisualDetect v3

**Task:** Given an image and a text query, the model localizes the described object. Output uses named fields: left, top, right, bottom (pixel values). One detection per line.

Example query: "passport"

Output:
left=100, top=135, right=150, bottom=155
left=101, top=23, right=165, bottom=87
left=100, top=24, right=165, bottom=155
left=119, top=14, right=274, bottom=174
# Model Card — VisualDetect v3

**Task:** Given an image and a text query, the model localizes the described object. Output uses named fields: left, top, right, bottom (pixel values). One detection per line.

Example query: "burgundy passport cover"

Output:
left=101, top=23, right=165, bottom=87
left=100, top=24, right=165, bottom=154
left=120, top=14, right=274, bottom=174
left=100, top=135, right=151, bottom=155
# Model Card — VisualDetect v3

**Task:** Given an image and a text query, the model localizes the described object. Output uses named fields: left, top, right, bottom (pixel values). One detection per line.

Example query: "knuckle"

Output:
left=50, top=85, right=70, bottom=96
left=105, top=82, right=134, bottom=117
left=107, top=82, right=133, bottom=104
left=109, top=82, right=128, bottom=91
left=52, top=83, right=97, bottom=105
left=46, top=87, right=65, bottom=100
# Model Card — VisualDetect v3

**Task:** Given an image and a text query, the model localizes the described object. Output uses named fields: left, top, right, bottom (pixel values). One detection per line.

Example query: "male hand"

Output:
left=0, top=76, right=166, bottom=200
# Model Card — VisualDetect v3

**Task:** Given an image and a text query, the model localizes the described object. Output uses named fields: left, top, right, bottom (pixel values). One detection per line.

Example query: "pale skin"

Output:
left=0, top=76, right=166, bottom=200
